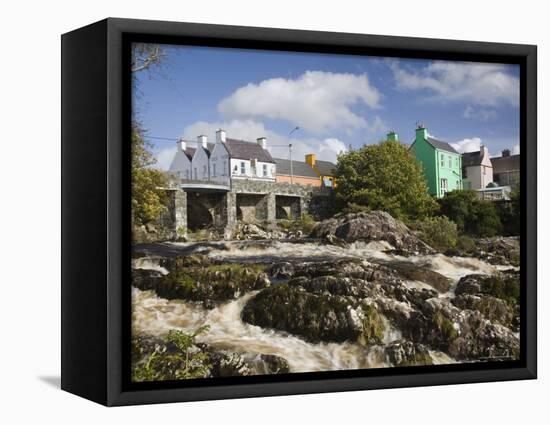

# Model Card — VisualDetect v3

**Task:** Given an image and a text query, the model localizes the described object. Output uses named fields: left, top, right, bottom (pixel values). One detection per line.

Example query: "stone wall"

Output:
left=152, top=179, right=335, bottom=240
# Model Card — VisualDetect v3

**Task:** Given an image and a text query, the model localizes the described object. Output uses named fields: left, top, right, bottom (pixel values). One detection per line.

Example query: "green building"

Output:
left=409, top=125, right=462, bottom=198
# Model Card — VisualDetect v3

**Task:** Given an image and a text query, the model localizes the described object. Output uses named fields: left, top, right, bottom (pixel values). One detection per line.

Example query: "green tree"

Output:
left=130, top=44, right=169, bottom=226
left=438, top=190, right=502, bottom=237
left=131, top=125, right=168, bottom=225
left=496, top=183, right=520, bottom=236
left=334, top=140, right=438, bottom=221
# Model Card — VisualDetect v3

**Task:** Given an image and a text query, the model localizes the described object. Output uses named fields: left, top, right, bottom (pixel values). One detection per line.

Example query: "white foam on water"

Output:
left=132, top=257, right=169, bottom=275
left=132, top=288, right=390, bottom=373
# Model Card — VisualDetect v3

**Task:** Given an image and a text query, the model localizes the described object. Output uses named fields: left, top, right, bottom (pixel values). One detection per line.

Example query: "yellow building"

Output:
left=305, top=154, right=336, bottom=188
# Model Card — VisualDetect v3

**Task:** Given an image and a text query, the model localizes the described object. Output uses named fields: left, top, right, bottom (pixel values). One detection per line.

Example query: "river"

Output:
left=131, top=240, right=507, bottom=373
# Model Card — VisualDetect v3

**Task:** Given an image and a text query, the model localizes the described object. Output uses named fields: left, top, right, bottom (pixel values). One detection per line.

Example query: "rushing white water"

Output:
left=132, top=257, right=169, bottom=275
left=133, top=287, right=389, bottom=372
left=132, top=240, right=507, bottom=373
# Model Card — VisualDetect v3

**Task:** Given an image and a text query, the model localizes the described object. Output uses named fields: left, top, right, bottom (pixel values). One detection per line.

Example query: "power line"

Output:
left=144, top=135, right=293, bottom=148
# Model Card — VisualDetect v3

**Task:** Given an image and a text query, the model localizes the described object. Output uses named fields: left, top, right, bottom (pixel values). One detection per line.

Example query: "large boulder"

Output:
left=385, top=261, right=451, bottom=293
left=472, top=237, right=520, bottom=267
left=310, top=211, right=434, bottom=254
left=384, top=340, right=434, bottom=367
left=132, top=256, right=270, bottom=307
left=241, top=284, right=362, bottom=343
left=455, top=271, right=520, bottom=305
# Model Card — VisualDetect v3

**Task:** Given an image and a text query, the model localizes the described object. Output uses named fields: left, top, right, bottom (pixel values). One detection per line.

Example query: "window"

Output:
left=240, top=161, right=246, bottom=174
left=440, top=154, right=445, bottom=167
left=203, top=165, right=207, bottom=178
left=262, top=164, right=268, bottom=177
left=185, top=170, right=189, bottom=179
left=448, top=157, right=452, bottom=168
left=483, top=166, right=486, bottom=175
left=194, top=168, right=197, bottom=180
left=440, top=178, right=448, bottom=195
left=212, top=163, right=216, bottom=177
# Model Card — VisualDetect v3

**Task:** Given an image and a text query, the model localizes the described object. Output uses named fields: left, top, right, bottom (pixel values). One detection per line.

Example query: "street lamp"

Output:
left=288, top=126, right=299, bottom=184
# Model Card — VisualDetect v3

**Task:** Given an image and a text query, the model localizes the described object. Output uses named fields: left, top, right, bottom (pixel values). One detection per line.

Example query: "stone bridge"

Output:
left=160, top=178, right=333, bottom=235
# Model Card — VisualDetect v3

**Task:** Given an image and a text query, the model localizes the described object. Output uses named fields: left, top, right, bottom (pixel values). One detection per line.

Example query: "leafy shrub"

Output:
left=413, top=216, right=458, bottom=252
left=438, top=190, right=502, bottom=237
left=132, top=327, right=211, bottom=382
left=455, top=235, right=476, bottom=253
left=278, top=213, right=317, bottom=234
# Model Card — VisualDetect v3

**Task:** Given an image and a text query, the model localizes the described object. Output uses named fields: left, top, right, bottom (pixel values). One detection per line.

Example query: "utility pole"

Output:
left=288, top=126, right=299, bottom=185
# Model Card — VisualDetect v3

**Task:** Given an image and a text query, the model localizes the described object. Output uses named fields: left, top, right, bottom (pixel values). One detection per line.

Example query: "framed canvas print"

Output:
left=61, top=18, right=537, bottom=406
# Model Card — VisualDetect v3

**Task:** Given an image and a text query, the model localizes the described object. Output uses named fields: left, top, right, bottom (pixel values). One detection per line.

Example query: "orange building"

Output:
left=305, top=154, right=336, bottom=187
left=274, top=158, right=321, bottom=186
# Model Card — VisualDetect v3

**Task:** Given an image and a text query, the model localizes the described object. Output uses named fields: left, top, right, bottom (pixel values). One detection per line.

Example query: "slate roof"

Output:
left=425, top=137, right=459, bottom=154
left=224, top=138, right=275, bottom=163
left=183, top=147, right=196, bottom=161
left=491, top=154, right=520, bottom=174
left=274, top=158, right=319, bottom=178
left=315, top=160, right=337, bottom=177
left=462, top=150, right=484, bottom=167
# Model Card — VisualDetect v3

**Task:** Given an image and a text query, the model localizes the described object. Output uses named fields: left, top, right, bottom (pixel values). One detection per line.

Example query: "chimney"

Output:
left=387, top=131, right=399, bottom=142
left=305, top=153, right=316, bottom=167
left=502, top=149, right=511, bottom=157
left=257, top=137, right=267, bottom=150
left=216, top=129, right=226, bottom=143
left=480, top=144, right=489, bottom=158
left=197, top=135, right=208, bottom=149
left=177, top=139, right=187, bottom=151
left=415, top=123, right=427, bottom=142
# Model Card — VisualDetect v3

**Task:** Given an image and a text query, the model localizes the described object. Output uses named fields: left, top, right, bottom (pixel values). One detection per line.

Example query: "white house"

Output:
left=209, top=129, right=231, bottom=186
left=462, top=145, right=493, bottom=190
left=225, top=135, right=276, bottom=182
left=168, top=140, right=195, bottom=180
left=168, top=129, right=276, bottom=184
left=191, top=135, right=213, bottom=181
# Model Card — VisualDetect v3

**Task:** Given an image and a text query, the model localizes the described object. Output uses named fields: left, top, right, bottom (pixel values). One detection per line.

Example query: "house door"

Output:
left=440, top=178, right=448, bottom=195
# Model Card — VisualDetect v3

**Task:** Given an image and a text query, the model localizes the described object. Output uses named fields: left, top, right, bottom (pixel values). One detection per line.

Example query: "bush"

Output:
left=132, top=327, right=211, bottom=382
left=456, top=235, right=476, bottom=253
left=413, top=216, right=458, bottom=252
left=438, top=190, right=501, bottom=237
left=278, top=213, right=316, bottom=234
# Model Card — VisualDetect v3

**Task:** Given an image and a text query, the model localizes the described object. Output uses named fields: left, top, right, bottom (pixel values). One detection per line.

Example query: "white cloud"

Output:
left=513, top=144, right=520, bottom=155
left=217, top=71, right=381, bottom=135
left=451, top=137, right=482, bottom=153
left=178, top=119, right=346, bottom=163
left=463, top=105, right=497, bottom=121
left=390, top=60, right=519, bottom=106
left=154, top=146, right=177, bottom=171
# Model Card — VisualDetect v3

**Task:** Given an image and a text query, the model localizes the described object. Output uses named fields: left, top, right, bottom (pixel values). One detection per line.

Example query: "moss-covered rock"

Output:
left=241, top=284, right=362, bottom=343
left=455, top=271, right=520, bottom=306
left=384, top=340, right=434, bottom=367
left=386, top=261, right=452, bottom=293
left=132, top=256, right=270, bottom=306
left=452, top=294, right=515, bottom=327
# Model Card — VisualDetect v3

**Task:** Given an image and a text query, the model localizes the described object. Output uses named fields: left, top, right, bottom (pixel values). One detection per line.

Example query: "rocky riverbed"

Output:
left=131, top=211, right=520, bottom=380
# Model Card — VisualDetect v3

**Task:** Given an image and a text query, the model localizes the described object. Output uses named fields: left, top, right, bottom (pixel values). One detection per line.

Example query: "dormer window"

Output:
left=262, top=164, right=268, bottom=177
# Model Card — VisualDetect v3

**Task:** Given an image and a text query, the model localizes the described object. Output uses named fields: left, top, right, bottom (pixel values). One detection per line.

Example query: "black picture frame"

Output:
left=61, top=17, right=537, bottom=406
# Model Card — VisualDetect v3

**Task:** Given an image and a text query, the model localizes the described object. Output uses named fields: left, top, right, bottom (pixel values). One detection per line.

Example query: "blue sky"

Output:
left=133, top=44, right=520, bottom=170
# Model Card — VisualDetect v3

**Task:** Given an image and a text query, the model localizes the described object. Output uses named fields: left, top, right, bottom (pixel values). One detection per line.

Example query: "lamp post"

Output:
left=288, top=126, right=299, bottom=184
